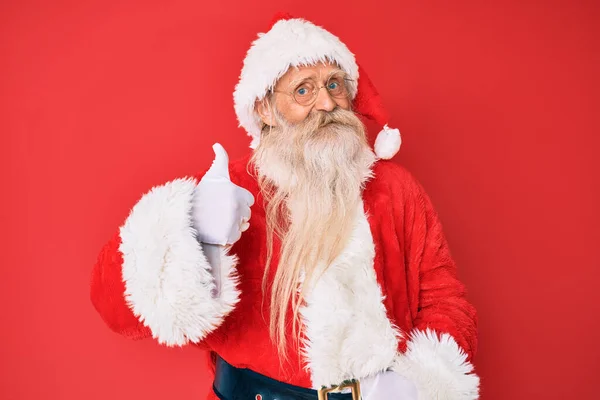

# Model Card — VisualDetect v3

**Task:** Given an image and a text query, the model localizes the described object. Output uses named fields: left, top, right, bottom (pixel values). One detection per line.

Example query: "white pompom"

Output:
left=374, top=125, right=401, bottom=160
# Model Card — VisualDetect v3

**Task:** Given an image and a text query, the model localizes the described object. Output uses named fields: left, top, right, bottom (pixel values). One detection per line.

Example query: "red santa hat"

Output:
left=233, top=13, right=402, bottom=160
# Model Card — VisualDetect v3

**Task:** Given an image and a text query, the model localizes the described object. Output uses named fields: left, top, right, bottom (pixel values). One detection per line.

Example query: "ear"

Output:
left=255, top=99, right=278, bottom=127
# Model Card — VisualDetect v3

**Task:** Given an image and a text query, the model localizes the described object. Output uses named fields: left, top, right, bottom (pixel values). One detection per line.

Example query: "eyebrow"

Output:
left=287, top=68, right=346, bottom=89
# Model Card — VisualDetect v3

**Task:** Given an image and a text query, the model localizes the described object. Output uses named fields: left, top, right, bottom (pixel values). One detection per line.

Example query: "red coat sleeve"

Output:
left=90, top=231, right=152, bottom=340
left=89, top=172, right=241, bottom=347
left=389, top=164, right=480, bottom=399
left=407, top=176, right=478, bottom=361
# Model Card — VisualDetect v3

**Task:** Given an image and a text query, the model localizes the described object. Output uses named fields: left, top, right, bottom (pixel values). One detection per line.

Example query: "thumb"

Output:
left=204, top=143, right=230, bottom=180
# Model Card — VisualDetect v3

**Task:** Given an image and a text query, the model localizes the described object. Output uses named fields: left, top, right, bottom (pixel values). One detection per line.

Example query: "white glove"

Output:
left=192, top=143, right=255, bottom=246
left=360, top=371, right=418, bottom=400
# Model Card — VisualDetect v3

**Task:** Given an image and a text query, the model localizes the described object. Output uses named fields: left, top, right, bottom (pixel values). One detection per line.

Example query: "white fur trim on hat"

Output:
left=374, top=125, right=401, bottom=159
left=234, top=18, right=359, bottom=148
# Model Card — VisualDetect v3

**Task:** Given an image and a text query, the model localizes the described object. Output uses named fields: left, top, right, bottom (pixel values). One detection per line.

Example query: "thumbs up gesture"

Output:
left=192, top=143, right=255, bottom=246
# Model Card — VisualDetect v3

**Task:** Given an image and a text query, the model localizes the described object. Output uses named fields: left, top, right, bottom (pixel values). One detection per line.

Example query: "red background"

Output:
left=1, top=1, right=599, bottom=399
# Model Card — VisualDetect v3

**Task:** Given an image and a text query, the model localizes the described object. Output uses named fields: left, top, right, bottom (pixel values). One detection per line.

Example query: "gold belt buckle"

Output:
left=317, top=380, right=361, bottom=400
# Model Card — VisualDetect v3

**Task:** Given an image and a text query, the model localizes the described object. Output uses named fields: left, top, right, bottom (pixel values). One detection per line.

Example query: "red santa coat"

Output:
left=91, top=153, right=480, bottom=399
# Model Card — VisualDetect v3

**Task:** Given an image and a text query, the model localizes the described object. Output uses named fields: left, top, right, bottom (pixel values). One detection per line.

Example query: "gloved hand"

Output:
left=192, top=143, right=255, bottom=246
left=360, top=371, right=418, bottom=400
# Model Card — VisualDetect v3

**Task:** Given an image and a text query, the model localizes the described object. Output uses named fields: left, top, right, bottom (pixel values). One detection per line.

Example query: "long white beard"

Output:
left=251, top=106, right=376, bottom=273
left=253, top=107, right=376, bottom=211
left=249, top=106, right=377, bottom=358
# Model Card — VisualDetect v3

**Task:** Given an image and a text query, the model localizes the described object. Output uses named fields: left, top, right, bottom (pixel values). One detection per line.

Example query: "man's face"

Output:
left=257, top=62, right=352, bottom=126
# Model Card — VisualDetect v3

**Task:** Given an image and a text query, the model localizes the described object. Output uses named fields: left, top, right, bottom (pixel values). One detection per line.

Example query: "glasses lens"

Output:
left=327, top=73, right=350, bottom=98
left=293, top=80, right=316, bottom=106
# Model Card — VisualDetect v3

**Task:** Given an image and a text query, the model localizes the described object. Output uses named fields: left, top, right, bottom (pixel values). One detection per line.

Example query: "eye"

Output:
left=294, top=82, right=314, bottom=97
left=327, top=76, right=347, bottom=96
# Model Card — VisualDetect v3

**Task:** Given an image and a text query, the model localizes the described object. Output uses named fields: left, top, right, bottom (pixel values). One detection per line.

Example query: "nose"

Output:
left=314, top=87, right=336, bottom=112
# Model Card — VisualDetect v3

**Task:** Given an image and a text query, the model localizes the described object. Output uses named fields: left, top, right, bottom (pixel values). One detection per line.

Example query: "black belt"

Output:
left=213, top=355, right=357, bottom=400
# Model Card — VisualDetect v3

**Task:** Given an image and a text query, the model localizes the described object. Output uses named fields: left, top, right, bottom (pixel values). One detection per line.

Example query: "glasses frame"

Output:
left=272, top=71, right=354, bottom=107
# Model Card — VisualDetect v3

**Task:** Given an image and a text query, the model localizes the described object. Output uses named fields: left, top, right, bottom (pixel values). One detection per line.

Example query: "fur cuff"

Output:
left=391, top=329, right=480, bottom=400
left=119, top=177, right=240, bottom=346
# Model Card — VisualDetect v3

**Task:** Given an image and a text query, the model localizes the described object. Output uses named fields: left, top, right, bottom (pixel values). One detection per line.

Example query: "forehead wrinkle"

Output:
left=286, top=67, right=346, bottom=90
left=287, top=72, right=317, bottom=89
left=325, top=68, right=346, bottom=79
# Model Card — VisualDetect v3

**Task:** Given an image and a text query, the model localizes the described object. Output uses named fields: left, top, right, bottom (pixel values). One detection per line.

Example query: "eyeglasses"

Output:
left=273, top=71, right=353, bottom=106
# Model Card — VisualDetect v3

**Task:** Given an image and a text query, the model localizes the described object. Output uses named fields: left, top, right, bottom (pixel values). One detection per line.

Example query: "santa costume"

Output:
left=90, top=13, right=480, bottom=400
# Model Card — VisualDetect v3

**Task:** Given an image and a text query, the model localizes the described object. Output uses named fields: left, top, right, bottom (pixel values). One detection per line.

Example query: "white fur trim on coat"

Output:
left=300, top=203, right=401, bottom=388
left=234, top=17, right=359, bottom=149
left=119, top=177, right=240, bottom=346
left=391, top=329, right=480, bottom=400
